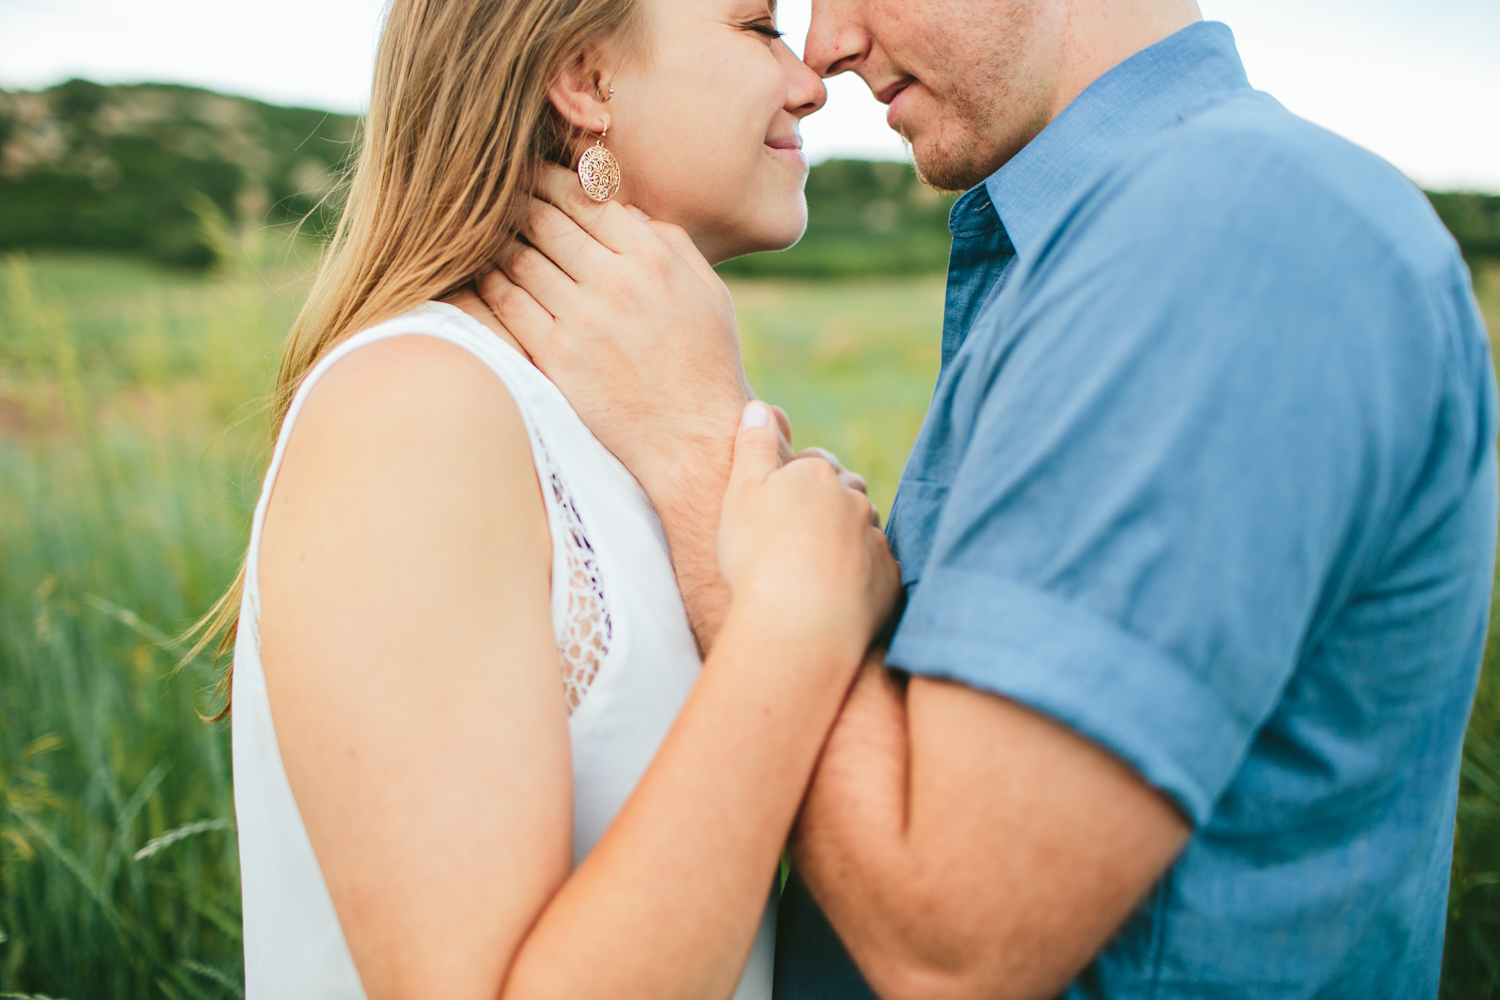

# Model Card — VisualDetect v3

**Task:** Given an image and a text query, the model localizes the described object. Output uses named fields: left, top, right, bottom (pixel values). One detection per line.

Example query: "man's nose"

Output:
left=804, top=0, right=867, bottom=78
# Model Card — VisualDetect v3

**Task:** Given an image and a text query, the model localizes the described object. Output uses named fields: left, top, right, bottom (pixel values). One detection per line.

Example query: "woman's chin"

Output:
left=704, top=215, right=808, bottom=267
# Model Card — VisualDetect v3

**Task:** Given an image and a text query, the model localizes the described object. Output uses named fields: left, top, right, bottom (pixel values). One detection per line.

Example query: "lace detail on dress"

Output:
left=537, top=436, right=613, bottom=713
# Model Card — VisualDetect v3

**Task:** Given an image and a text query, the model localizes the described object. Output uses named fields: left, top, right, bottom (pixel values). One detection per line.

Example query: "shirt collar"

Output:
left=983, top=20, right=1251, bottom=261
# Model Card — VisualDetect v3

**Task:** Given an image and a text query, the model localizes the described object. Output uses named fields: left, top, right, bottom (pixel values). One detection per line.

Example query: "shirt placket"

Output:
left=941, top=186, right=1017, bottom=371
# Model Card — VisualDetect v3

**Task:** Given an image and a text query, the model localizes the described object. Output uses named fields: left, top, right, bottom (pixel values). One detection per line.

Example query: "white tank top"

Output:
left=231, top=301, right=776, bottom=999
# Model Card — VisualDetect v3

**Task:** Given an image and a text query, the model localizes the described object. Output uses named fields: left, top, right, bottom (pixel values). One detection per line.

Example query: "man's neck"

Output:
left=1047, top=0, right=1204, bottom=122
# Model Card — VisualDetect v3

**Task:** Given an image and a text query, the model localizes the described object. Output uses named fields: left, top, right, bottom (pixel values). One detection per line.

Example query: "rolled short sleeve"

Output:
left=886, top=139, right=1447, bottom=823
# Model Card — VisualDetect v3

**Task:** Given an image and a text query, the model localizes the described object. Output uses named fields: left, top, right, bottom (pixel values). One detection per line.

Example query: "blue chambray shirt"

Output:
left=775, top=21, right=1497, bottom=999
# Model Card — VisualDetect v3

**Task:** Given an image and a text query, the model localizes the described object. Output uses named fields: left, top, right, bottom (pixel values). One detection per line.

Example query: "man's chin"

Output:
left=904, top=116, right=1020, bottom=193
left=911, top=141, right=994, bottom=195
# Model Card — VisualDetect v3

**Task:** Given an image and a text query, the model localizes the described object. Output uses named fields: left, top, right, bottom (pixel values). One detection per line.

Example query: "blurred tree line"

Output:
left=716, top=158, right=959, bottom=278
left=1428, top=192, right=1500, bottom=260
left=1, top=78, right=1497, bottom=273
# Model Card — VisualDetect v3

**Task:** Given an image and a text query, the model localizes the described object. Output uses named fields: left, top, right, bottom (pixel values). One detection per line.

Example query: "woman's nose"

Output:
left=778, top=41, right=829, bottom=118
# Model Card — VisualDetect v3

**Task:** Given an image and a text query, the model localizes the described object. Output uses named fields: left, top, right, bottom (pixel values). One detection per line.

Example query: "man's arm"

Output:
left=636, top=439, right=738, bottom=648
left=478, top=166, right=858, bottom=650
left=793, top=657, right=1189, bottom=1000
left=475, top=173, right=749, bottom=647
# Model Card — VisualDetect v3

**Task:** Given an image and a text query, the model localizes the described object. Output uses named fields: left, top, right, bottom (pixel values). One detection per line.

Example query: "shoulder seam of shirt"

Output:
left=1118, top=102, right=1456, bottom=284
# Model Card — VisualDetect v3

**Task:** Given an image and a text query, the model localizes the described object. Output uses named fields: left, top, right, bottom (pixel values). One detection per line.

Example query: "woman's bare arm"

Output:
left=259, top=335, right=571, bottom=998
left=258, top=337, right=896, bottom=1000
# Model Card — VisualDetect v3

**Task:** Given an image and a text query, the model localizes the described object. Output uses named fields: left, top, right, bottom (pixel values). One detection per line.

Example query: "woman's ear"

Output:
left=548, top=50, right=611, bottom=136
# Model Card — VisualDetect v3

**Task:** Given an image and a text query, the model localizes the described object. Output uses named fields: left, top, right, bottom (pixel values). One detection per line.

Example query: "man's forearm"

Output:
left=792, top=666, right=1192, bottom=1000
left=794, top=669, right=1044, bottom=1000
left=636, top=405, right=798, bottom=653
left=636, top=426, right=738, bottom=653
left=649, top=479, right=733, bottom=653
left=789, top=662, right=961, bottom=1000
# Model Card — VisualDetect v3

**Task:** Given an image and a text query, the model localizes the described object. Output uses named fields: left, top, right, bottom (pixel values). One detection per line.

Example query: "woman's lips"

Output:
left=765, top=135, right=807, bottom=166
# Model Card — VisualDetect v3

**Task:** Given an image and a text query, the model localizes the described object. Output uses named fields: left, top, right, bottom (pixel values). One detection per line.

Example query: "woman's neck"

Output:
left=440, top=286, right=535, bottom=364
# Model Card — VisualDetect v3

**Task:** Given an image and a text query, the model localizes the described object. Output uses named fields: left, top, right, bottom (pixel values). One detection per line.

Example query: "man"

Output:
left=481, top=1, right=1497, bottom=995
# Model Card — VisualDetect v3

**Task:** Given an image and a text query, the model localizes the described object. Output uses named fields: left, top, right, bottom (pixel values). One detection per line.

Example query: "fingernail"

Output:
left=626, top=205, right=651, bottom=221
left=741, top=400, right=770, bottom=431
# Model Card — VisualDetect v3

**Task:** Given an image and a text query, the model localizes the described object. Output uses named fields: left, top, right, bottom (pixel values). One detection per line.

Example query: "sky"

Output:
left=1, top=0, right=1496, bottom=190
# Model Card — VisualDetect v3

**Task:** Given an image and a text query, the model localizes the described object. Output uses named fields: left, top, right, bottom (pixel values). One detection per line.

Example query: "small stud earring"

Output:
left=577, top=126, right=621, bottom=202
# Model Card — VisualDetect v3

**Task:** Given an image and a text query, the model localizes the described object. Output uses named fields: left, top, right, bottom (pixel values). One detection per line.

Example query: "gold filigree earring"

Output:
left=577, top=128, right=621, bottom=202
left=577, top=84, right=620, bottom=202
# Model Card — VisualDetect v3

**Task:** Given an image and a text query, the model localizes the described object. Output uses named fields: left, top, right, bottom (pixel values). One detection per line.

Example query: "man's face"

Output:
left=805, top=0, right=1066, bottom=191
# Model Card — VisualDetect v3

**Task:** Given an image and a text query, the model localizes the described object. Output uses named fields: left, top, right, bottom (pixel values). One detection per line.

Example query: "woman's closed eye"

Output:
left=742, top=18, right=784, bottom=41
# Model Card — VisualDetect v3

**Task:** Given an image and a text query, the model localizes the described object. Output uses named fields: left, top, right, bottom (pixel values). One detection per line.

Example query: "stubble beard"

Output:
left=902, top=0, right=1053, bottom=193
left=904, top=91, right=1007, bottom=193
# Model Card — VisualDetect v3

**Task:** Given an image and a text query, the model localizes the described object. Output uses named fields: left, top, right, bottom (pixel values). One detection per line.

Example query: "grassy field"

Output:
left=0, top=250, right=1497, bottom=997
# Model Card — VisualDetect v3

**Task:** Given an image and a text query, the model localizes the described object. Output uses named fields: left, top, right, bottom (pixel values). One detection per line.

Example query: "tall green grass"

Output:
left=0, top=250, right=290, bottom=997
left=1444, top=260, right=1500, bottom=997
left=0, top=250, right=1496, bottom=997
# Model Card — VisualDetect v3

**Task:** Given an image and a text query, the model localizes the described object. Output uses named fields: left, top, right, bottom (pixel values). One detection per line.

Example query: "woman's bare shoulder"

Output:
left=260, top=329, right=551, bottom=622
left=282, top=331, right=539, bottom=502
left=302, top=330, right=525, bottom=445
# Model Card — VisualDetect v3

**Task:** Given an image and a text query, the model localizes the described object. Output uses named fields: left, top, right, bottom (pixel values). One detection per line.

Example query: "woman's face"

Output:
left=601, top=0, right=827, bottom=264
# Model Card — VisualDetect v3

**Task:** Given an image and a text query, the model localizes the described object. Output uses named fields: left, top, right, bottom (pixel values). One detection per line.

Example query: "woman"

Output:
left=203, top=0, right=901, bottom=996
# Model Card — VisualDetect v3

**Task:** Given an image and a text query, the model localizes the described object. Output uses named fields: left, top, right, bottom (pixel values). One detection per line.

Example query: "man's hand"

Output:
left=477, top=165, right=875, bottom=645
left=477, top=165, right=750, bottom=648
left=479, top=164, right=749, bottom=500
left=798, top=446, right=874, bottom=524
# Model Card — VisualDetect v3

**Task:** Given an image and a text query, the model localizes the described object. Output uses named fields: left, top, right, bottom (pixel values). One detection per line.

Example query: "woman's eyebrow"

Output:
left=732, top=0, right=775, bottom=19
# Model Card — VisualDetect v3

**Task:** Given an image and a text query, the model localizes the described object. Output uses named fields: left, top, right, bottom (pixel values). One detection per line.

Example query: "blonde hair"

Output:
left=188, top=0, right=641, bottom=716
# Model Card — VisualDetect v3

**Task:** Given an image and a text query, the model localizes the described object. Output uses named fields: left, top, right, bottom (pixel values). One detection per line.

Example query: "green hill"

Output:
left=1, top=79, right=1496, bottom=272
left=0, top=79, right=357, bottom=267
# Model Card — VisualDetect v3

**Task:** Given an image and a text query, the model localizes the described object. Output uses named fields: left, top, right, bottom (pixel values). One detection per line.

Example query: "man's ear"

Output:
left=547, top=49, right=611, bottom=138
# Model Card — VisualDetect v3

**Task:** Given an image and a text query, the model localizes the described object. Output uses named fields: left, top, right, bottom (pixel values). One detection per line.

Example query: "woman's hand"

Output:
left=720, top=401, right=900, bottom=666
